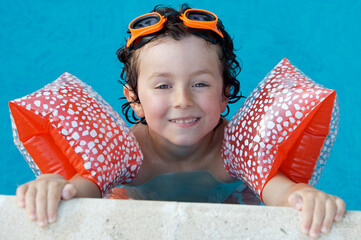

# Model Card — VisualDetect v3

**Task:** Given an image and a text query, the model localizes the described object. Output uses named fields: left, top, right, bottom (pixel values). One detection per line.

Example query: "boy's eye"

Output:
left=156, top=84, right=171, bottom=89
left=193, top=82, right=209, bottom=87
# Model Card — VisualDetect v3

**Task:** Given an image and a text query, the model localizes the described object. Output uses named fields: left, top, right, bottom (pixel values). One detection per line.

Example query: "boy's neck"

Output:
left=153, top=131, right=208, bottom=160
left=145, top=124, right=224, bottom=168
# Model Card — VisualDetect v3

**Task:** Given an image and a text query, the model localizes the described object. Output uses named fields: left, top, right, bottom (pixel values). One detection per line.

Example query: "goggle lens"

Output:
left=131, top=15, right=161, bottom=29
left=186, top=11, right=215, bottom=22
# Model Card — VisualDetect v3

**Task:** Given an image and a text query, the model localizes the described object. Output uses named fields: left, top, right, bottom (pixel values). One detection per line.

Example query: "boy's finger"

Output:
left=35, top=182, right=48, bottom=227
left=321, top=198, right=337, bottom=234
left=309, top=198, right=326, bottom=239
left=61, top=183, right=77, bottom=200
left=46, top=181, right=64, bottom=223
left=24, top=185, right=37, bottom=221
left=334, top=197, right=346, bottom=222
left=288, top=193, right=303, bottom=210
left=301, top=195, right=314, bottom=235
left=16, top=184, right=28, bottom=208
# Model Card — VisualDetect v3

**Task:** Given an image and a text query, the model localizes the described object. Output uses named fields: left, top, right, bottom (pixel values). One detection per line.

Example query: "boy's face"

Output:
left=127, top=35, right=228, bottom=146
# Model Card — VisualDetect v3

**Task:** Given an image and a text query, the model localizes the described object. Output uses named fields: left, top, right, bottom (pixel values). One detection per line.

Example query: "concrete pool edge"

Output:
left=0, top=194, right=360, bottom=240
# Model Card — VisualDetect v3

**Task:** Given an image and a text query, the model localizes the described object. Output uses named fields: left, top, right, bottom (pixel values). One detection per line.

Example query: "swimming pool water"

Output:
left=1, top=0, right=360, bottom=210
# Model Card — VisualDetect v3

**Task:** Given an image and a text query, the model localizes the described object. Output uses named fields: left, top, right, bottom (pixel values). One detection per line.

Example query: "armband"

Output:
left=9, top=73, right=143, bottom=195
left=222, top=58, right=338, bottom=201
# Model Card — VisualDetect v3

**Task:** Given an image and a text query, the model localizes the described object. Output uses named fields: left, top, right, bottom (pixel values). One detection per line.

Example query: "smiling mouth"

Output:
left=169, top=117, right=200, bottom=124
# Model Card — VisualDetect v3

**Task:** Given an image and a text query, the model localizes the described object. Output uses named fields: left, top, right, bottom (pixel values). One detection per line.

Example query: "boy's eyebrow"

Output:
left=149, top=72, right=174, bottom=79
left=189, top=69, right=220, bottom=79
left=149, top=69, right=216, bottom=79
left=190, top=69, right=215, bottom=76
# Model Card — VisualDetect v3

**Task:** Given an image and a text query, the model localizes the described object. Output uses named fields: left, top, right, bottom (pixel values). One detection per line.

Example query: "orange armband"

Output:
left=9, top=73, right=143, bottom=196
left=222, top=58, right=338, bottom=202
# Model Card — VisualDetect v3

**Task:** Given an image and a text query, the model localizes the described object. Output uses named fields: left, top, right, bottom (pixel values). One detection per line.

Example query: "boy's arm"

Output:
left=262, top=171, right=345, bottom=239
left=68, top=173, right=101, bottom=198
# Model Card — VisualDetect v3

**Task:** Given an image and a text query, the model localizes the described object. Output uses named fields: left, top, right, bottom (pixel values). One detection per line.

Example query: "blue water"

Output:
left=1, top=0, right=360, bottom=210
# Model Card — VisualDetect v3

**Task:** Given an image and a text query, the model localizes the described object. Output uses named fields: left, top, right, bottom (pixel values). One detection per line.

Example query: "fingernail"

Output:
left=335, top=214, right=343, bottom=222
left=29, top=213, right=36, bottom=221
left=18, top=200, right=25, bottom=208
left=321, top=226, right=329, bottom=233
left=302, top=227, right=309, bottom=234
left=38, top=220, right=47, bottom=227
left=310, top=231, right=318, bottom=238
left=62, top=190, right=69, bottom=199
left=296, top=202, right=302, bottom=210
left=48, top=216, right=56, bottom=223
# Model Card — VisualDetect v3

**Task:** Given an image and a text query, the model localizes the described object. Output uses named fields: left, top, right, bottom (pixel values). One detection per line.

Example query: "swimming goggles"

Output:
left=126, top=9, right=224, bottom=49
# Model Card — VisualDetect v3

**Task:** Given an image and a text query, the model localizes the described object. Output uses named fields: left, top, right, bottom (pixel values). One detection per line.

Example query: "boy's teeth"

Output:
left=172, top=118, right=198, bottom=123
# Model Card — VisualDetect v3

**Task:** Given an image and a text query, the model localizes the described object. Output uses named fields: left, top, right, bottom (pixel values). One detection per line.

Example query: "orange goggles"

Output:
left=126, top=9, right=224, bottom=49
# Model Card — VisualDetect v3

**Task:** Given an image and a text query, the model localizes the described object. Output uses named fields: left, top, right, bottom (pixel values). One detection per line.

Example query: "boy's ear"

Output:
left=123, top=85, right=145, bottom=118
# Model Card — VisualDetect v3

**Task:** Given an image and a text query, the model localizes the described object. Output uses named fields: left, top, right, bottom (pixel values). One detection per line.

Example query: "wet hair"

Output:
left=117, top=3, right=244, bottom=124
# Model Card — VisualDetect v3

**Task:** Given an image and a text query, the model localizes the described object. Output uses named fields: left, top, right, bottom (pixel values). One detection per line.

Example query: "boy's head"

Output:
left=117, top=4, right=243, bottom=124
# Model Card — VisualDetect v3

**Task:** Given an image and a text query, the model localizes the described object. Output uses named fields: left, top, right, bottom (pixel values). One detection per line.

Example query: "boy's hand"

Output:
left=16, top=174, right=77, bottom=227
left=288, top=187, right=345, bottom=239
left=262, top=171, right=346, bottom=239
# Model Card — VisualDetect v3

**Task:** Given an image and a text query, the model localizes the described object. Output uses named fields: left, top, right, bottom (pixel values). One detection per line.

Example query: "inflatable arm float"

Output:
left=222, top=58, right=338, bottom=200
left=9, top=73, right=143, bottom=194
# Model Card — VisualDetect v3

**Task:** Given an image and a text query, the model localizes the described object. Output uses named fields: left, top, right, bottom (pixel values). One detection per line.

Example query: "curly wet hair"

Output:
left=117, top=3, right=244, bottom=124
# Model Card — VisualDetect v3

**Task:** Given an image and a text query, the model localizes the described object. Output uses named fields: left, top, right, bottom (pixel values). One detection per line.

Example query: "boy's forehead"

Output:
left=136, top=35, right=222, bottom=71
left=140, top=35, right=219, bottom=55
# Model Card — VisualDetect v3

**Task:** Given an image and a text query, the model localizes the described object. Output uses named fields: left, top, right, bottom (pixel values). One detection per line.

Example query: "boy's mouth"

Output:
left=169, top=117, right=200, bottom=124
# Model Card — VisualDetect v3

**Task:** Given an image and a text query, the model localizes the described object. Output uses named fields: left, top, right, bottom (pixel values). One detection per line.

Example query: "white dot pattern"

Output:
left=222, top=58, right=339, bottom=197
left=10, top=72, right=143, bottom=195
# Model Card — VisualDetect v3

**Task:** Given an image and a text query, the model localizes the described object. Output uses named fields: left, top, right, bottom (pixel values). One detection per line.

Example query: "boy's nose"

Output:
left=173, top=88, right=194, bottom=109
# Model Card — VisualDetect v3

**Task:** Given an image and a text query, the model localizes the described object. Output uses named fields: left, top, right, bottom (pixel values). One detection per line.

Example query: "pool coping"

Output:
left=0, top=194, right=360, bottom=239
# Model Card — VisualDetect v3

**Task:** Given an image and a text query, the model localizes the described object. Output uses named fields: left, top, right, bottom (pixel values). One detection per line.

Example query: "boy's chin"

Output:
left=167, top=133, right=212, bottom=148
